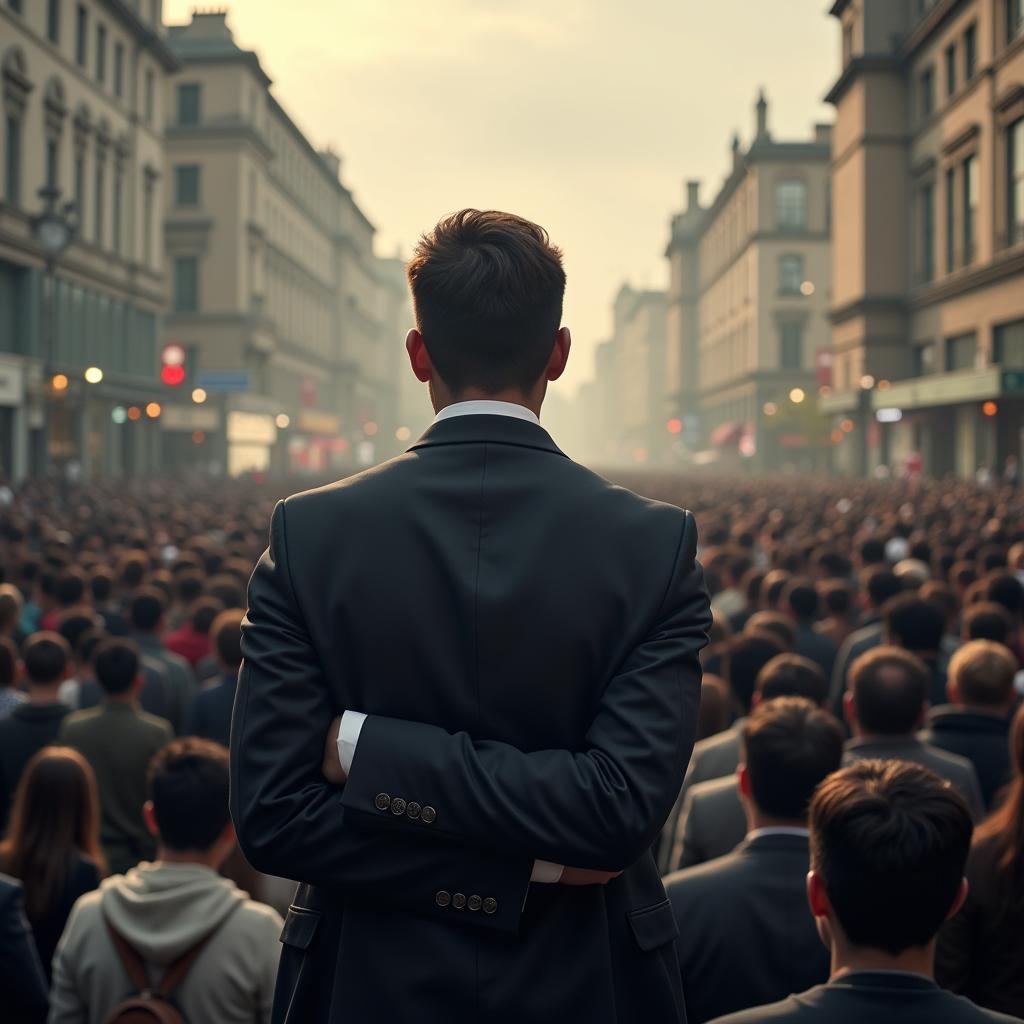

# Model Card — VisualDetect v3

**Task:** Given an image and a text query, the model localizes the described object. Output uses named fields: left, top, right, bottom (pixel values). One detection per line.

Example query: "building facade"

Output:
left=665, top=93, right=833, bottom=471
left=0, top=0, right=177, bottom=480
left=824, top=0, right=1024, bottom=477
left=162, top=10, right=402, bottom=476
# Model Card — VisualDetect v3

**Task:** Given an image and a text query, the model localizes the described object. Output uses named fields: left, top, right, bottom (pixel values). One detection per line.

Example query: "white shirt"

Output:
left=745, top=827, right=810, bottom=842
left=338, top=399, right=562, bottom=884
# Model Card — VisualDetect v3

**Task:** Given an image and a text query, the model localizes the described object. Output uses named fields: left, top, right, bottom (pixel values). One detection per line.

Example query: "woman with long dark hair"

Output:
left=938, top=702, right=1024, bottom=1017
left=0, top=747, right=106, bottom=978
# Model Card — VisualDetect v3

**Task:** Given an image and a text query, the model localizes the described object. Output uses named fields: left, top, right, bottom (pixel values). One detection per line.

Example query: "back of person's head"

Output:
left=783, top=578, right=819, bottom=622
left=744, top=611, right=796, bottom=651
left=819, top=580, right=853, bottom=620
left=406, top=210, right=566, bottom=395
left=921, top=580, right=959, bottom=625
left=22, top=632, right=71, bottom=686
left=741, top=568, right=766, bottom=609
left=128, top=586, right=166, bottom=633
left=89, top=568, right=114, bottom=604
left=950, top=560, right=979, bottom=593
left=809, top=759, right=972, bottom=955
left=847, top=646, right=929, bottom=735
left=963, top=601, right=1016, bottom=644
left=93, top=638, right=140, bottom=696
left=206, top=574, right=245, bottom=610
left=707, top=610, right=734, bottom=649
left=865, top=568, right=902, bottom=610
left=882, top=593, right=944, bottom=654
left=894, top=559, right=931, bottom=590
left=56, top=611, right=97, bottom=654
left=118, top=553, right=148, bottom=592
left=984, top=570, right=1024, bottom=620
left=0, top=746, right=105, bottom=919
left=741, top=697, right=844, bottom=821
left=211, top=608, right=244, bottom=670
left=0, top=583, right=24, bottom=632
left=0, top=636, right=17, bottom=689
left=859, top=537, right=887, bottom=567
left=174, top=571, right=205, bottom=606
left=191, top=596, right=225, bottom=635
left=724, top=633, right=787, bottom=713
left=761, top=570, right=792, bottom=611
left=756, top=653, right=828, bottom=706
left=75, top=628, right=106, bottom=670
left=697, top=674, right=732, bottom=742
left=54, top=570, right=86, bottom=609
left=947, top=640, right=1017, bottom=710
left=147, top=738, right=230, bottom=853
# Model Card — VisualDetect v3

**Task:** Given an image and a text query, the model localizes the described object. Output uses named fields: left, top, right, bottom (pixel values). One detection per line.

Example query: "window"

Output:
left=144, top=70, right=154, bottom=124
left=964, top=23, right=977, bottom=79
left=142, top=174, right=153, bottom=267
left=75, top=4, right=87, bottom=66
left=920, top=182, right=935, bottom=283
left=47, top=0, right=60, bottom=43
left=963, top=155, right=978, bottom=264
left=945, top=44, right=957, bottom=97
left=778, top=254, right=805, bottom=295
left=776, top=180, right=807, bottom=230
left=173, top=257, right=199, bottom=312
left=112, top=173, right=122, bottom=256
left=96, top=23, right=106, bottom=83
left=177, top=84, right=201, bottom=126
left=4, top=116, right=20, bottom=204
left=1009, top=0, right=1023, bottom=45
left=914, top=342, right=936, bottom=376
left=994, top=319, right=1024, bottom=366
left=945, top=167, right=956, bottom=273
left=780, top=323, right=804, bottom=369
left=174, top=165, right=200, bottom=205
left=1011, top=118, right=1024, bottom=247
left=114, top=42, right=124, bottom=99
left=45, top=139, right=58, bottom=189
left=920, top=67, right=935, bottom=120
left=74, top=151, right=85, bottom=216
left=946, top=332, right=977, bottom=371
left=94, top=157, right=104, bottom=247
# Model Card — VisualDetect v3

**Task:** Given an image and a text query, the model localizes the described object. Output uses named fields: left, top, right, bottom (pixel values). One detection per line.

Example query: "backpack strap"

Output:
left=156, top=925, right=223, bottom=998
left=104, top=919, right=153, bottom=996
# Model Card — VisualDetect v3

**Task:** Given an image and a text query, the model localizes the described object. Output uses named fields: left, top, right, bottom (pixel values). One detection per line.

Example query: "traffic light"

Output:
left=161, top=343, right=187, bottom=387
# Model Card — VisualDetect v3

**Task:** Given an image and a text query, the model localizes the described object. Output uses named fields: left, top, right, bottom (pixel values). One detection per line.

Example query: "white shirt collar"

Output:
left=433, top=400, right=540, bottom=426
left=746, top=827, right=810, bottom=842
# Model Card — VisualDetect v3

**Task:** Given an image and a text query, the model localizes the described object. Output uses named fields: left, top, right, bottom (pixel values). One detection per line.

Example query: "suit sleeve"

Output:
left=230, top=501, right=533, bottom=934
left=0, top=883, right=48, bottom=1024
left=340, top=511, right=711, bottom=871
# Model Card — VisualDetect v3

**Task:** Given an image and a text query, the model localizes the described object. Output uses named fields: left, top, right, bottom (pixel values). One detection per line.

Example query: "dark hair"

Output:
left=741, top=697, right=844, bottom=820
left=983, top=571, right=1024, bottom=618
left=206, top=575, right=245, bottom=610
left=89, top=569, right=114, bottom=603
left=175, top=572, right=205, bottom=606
left=0, top=636, right=16, bottom=688
left=819, top=580, right=853, bottom=618
left=57, top=611, right=98, bottom=654
left=93, top=638, right=140, bottom=696
left=0, top=584, right=23, bottom=632
left=859, top=538, right=887, bottom=566
left=810, top=759, right=972, bottom=955
left=865, top=569, right=902, bottom=609
left=118, top=554, right=148, bottom=590
left=129, top=587, right=166, bottom=632
left=756, top=653, right=828, bottom=706
left=784, top=579, right=819, bottom=621
left=697, top=674, right=732, bottom=742
left=848, top=646, right=929, bottom=735
left=761, top=570, right=792, bottom=611
left=55, top=570, right=86, bottom=608
left=191, top=596, right=225, bottom=634
left=406, top=209, right=566, bottom=394
left=212, top=608, right=244, bottom=669
left=75, top=627, right=107, bottom=666
left=148, top=738, right=230, bottom=852
left=921, top=580, right=959, bottom=622
left=724, top=633, right=786, bottom=713
left=948, top=640, right=1017, bottom=709
left=963, top=602, right=1015, bottom=644
left=744, top=612, right=796, bottom=651
left=883, top=594, right=944, bottom=653
left=22, top=632, right=70, bottom=685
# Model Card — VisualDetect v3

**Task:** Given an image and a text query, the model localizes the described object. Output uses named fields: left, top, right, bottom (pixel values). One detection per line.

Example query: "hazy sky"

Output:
left=164, top=0, right=837, bottom=395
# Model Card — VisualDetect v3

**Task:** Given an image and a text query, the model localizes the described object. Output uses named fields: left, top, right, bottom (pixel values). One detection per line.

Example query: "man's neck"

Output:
left=157, top=847, right=221, bottom=869
left=831, top=939, right=937, bottom=982
left=105, top=694, right=136, bottom=707
left=957, top=702, right=1013, bottom=719
left=27, top=685, right=62, bottom=705
left=434, top=387, right=542, bottom=419
left=747, top=808, right=808, bottom=833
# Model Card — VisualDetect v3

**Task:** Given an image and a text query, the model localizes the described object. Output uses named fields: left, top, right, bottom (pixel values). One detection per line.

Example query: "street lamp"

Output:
left=30, top=185, right=79, bottom=474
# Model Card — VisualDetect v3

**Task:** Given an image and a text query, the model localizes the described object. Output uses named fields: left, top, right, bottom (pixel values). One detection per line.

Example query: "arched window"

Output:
left=2, top=47, right=33, bottom=206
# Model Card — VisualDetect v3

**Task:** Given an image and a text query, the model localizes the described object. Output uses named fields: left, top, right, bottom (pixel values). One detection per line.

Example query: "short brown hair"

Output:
left=212, top=608, right=244, bottom=669
left=848, top=646, right=928, bottom=735
left=948, top=639, right=1017, bottom=708
left=406, top=209, right=566, bottom=394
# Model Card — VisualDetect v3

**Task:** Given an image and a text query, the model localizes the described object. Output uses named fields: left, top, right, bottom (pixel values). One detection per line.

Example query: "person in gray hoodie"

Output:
left=48, top=738, right=282, bottom=1024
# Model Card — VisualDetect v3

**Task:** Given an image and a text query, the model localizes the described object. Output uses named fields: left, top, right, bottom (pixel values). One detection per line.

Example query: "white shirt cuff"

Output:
left=337, top=710, right=368, bottom=778
left=530, top=859, right=564, bottom=884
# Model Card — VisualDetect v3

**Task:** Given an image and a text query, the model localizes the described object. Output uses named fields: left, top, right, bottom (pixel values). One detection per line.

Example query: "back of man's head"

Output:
left=864, top=568, right=902, bottom=610
left=725, top=633, right=786, bottom=713
left=983, top=570, right=1024, bottom=620
left=212, top=608, right=244, bottom=671
left=0, top=583, right=24, bottom=632
left=848, top=646, right=929, bottom=736
left=810, top=759, right=972, bottom=955
left=963, top=601, right=1015, bottom=644
left=22, top=632, right=71, bottom=686
left=756, top=653, right=828, bottom=707
left=819, top=580, right=853, bottom=620
left=783, top=579, right=819, bottom=623
left=947, top=639, right=1017, bottom=711
left=93, top=638, right=140, bottom=696
left=147, top=738, right=230, bottom=853
left=741, top=697, right=844, bottom=821
left=406, top=210, right=566, bottom=396
left=55, top=570, right=86, bottom=609
left=882, top=594, right=944, bottom=655
left=744, top=612, right=795, bottom=651
left=129, top=587, right=166, bottom=633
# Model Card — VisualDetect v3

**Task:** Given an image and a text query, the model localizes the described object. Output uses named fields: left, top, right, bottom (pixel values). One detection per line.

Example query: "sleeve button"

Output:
left=390, top=797, right=407, bottom=816
left=482, top=897, right=498, bottom=915
left=374, top=793, right=391, bottom=812
left=467, top=895, right=482, bottom=912
left=452, top=893, right=467, bottom=910
left=420, top=805, right=437, bottom=824
left=435, top=890, right=451, bottom=908
left=405, top=801, right=421, bottom=820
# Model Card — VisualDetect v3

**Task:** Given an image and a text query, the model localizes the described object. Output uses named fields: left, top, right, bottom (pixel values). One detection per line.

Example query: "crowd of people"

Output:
left=0, top=473, right=1022, bottom=1022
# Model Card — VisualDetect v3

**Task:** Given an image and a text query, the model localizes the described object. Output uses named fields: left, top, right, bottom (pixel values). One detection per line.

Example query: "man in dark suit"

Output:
left=706, top=760, right=1019, bottom=1024
left=666, top=654, right=828, bottom=871
left=187, top=609, right=244, bottom=748
left=920, top=640, right=1015, bottom=810
left=0, top=874, right=48, bottom=1023
left=665, top=697, right=844, bottom=1022
left=842, top=647, right=985, bottom=818
left=230, top=210, right=711, bottom=1024
left=782, top=579, right=838, bottom=679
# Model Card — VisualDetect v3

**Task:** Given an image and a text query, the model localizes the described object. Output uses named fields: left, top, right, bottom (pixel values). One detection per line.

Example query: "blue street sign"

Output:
left=196, top=369, right=251, bottom=393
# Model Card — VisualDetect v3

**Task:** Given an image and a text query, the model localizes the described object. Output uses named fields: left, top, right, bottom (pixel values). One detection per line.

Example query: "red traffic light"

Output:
left=161, top=365, right=186, bottom=387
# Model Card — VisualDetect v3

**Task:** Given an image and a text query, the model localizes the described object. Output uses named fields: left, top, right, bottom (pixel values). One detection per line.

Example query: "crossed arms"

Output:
left=229, top=500, right=710, bottom=934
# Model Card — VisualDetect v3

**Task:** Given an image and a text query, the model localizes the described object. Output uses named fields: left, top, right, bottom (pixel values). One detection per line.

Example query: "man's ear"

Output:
left=751, top=691, right=762, bottom=710
left=737, top=762, right=752, bottom=800
left=406, top=329, right=433, bottom=383
left=545, top=328, right=571, bottom=383
left=947, top=678, right=961, bottom=704
left=946, top=877, right=968, bottom=921
left=807, top=870, right=832, bottom=919
left=842, top=690, right=856, bottom=727
left=143, top=800, right=159, bottom=838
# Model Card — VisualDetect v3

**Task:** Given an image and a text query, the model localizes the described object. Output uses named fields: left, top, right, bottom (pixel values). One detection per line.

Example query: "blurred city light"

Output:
left=789, top=388, right=806, bottom=404
left=145, top=403, right=162, bottom=419
left=52, top=373, right=69, bottom=392
left=191, top=388, right=208, bottom=404
left=84, top=366, right=104, bottom=384
left=275, top=414, right=291, bottom=429
left=111, top=406, right=127, bottom=425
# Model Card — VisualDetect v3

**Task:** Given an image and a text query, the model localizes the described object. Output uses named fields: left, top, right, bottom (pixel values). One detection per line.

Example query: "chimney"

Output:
left=755, top=88, right=769, bottom=140
left=814, top=123, right=833, bottom=147
left=731, top=133, right=741, bottom=169
left=319, top=147, right=342, bottom=181
left=686, top=180, right=701, bottom=212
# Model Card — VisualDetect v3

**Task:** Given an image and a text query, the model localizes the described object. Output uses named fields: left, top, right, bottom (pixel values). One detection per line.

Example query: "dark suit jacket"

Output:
left=0, top=874, right=49, bottom=1023
left=920, top=706, right=1012, bottom=810
left=707, top=972, right=1022, bottom=1023
left=843, top=736, right=985, bottom=819
left=187, top=673, right=238, bottom=748
left=670, top=774, right=747, bottom=871
left=231, top=413, right=711, bottom=1024
left=666, top=833, right=827, bottom=1023
left=0, top=702, right=71, bottom=832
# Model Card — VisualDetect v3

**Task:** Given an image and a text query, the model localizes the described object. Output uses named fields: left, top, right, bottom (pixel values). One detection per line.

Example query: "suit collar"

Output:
left=738, top=831, right=810, bottom=855
left=409, top=413, right=567, bottom=458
